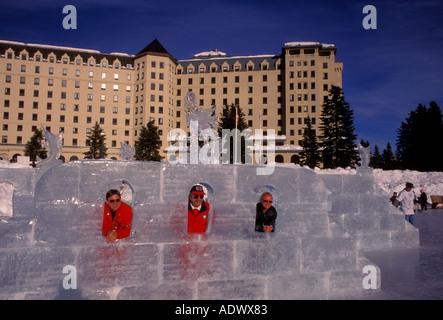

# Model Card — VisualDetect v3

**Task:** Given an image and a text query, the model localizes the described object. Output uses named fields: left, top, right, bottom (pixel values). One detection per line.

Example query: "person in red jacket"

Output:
left=187, top=185, right=210, bottom=234
left=102, top=189, right=133, bottom=242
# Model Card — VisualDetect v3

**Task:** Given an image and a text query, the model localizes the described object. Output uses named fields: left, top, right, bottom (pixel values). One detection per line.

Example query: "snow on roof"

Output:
left=193, top=49, right=227, bottom=58
left=284, top=41, right=336, bottom=49
left=26, top=43, right=102, bottom=54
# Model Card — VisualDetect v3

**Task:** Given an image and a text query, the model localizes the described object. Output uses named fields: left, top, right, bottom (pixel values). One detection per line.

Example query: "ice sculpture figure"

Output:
left=119, top=142, right=135, bottom=161
left=184, top=92, right=218, bottom=133
left=357, top=142, right=371, bottom=169
left=36, top=125, right=62, bottom=168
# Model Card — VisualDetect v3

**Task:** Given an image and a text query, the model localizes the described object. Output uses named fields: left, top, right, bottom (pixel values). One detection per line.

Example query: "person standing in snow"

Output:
left=418, top=189, right=428, bottom=212
left=102, top=189, right=133, bottom=242
left=396, top=182, right=416, bottom=226
left=255, top=192, right=278, bottom=232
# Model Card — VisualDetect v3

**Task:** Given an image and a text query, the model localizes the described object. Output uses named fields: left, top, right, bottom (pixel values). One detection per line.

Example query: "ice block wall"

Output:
left=0, top=161, right=418, bottom=299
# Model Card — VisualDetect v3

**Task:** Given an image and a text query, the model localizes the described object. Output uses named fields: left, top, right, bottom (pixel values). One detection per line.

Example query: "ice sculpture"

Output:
left=119, top=142, right=135, bottom=161
left=184, top=91, right=218, bottom=133
left=36, top=125, right=62, bottom=168
left=357, top=142, right=371, bottom=169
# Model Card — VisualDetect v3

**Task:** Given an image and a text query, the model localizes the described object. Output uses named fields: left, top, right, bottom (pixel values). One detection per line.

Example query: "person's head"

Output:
left=393, top=192, right=397, bottom=196
left=106, top=189, right=122, bottom=212
left=405, top=182, right=414, bottom=191
left=420, top=189, right=424, bottom=193
left=189, top=185, right=205, bottom=208
left=260, top=192, right=273, bottom=210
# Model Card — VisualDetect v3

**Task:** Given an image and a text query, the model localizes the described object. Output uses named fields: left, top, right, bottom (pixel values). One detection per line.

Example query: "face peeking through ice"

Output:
left=106, top=194, right=122, bottom=213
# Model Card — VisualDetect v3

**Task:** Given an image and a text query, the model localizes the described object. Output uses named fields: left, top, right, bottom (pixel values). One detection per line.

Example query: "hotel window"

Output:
left=62, top=68, right=67, bottom=76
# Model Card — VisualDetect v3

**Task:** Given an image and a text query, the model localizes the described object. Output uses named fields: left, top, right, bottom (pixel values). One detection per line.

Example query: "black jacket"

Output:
left=255, top=203, right=278, bottom=232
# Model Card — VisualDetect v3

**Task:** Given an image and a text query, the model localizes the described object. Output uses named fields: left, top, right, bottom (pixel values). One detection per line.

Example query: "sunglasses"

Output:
left=108, top=198, right=121, bottom=203
left=193, top=195, right=204, bottom=199
left=263, top=200, right=272, bottom=203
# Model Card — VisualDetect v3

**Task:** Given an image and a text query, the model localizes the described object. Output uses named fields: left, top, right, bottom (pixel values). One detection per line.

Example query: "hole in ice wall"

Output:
left=186, top=182, right=214, bottom=234
left=105, top=179, right=135, bottom=207
left=0, top=182, right=15, bottom=218
left=255, top=185, right=279, bottom=205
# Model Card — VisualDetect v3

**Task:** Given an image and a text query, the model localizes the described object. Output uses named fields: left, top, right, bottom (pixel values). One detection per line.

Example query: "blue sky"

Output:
left=1, top=0, right=442, bottom=150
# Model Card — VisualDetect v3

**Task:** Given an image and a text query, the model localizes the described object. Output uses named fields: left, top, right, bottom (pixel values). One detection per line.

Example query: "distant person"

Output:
left=255, top=192, right=278, bottom=232
left=396, top=182, right=416, bottom=226
left=102, top=189, right=133, bottom=242
left=188, top=184, right=210, bottom=233
left=418, top=189, right=428, bottom=212
left=390, top=192, right=399, bottom=207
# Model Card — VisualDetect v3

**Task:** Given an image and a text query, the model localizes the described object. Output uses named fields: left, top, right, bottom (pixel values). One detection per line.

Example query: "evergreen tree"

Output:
left=300, top=116, right=320, bottom=169
left=84, top=122, right=107, bottom=159
left=381, top=142, right=397, bottom=170
left=319, top=85, right=358, bottom=168
left=135, top=120, right=163, bottom=161
left=396, top=101, right=443, bottom=171
left=370, top=144, right=383, bottom=168
left=217, top=104, right=249, bottom=163
left=24, top=128, right=47, bottom=164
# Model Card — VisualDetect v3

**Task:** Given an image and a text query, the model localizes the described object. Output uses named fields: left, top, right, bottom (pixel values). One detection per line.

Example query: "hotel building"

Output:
left=0, top=39, right=342, bottom=163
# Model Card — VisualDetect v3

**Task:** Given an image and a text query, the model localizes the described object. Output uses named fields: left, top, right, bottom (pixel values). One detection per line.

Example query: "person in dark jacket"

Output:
left=418, top=189, right=428, bottom=212
left=255, top=192, right=277, bottom=232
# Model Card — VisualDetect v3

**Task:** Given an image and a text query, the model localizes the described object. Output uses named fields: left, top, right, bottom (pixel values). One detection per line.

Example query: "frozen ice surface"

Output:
left=0, top=160, right=434, bottom=300
left=360, top=210, right=443, bottom=300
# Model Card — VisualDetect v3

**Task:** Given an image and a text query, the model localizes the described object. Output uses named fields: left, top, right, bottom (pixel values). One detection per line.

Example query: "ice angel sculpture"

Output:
left=184, top=91, right=218, bottom=133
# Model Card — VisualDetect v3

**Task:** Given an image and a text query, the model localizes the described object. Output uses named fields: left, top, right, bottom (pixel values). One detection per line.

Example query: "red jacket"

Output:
left=187, top=200, right=210, bottom=233
left=102, top=201, right=133, bottom=239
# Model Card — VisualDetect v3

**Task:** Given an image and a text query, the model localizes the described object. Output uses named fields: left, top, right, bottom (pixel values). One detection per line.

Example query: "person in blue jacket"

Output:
left=255, top=192, right=277, bottom=232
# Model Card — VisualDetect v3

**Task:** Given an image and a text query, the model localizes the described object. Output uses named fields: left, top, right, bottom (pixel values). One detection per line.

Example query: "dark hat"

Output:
left=405, top=182, right=414, bottom=188
left=190, top=184, right=205, bottom=195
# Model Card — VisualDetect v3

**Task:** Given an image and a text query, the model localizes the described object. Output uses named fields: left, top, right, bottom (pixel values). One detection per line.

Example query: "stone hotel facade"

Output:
left=0, top=39, right=342, bottom=163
